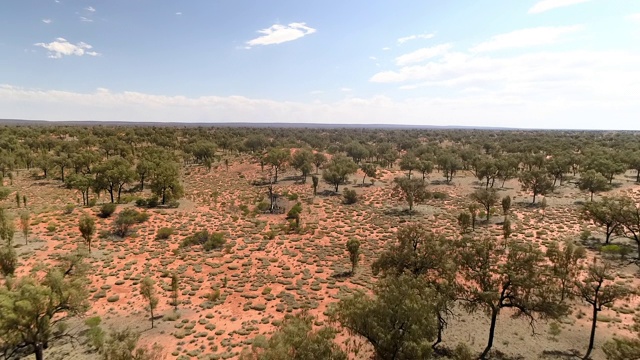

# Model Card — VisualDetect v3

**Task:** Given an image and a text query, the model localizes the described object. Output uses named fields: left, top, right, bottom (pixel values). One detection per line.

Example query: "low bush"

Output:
left=100, top=203, right=117, bottom=218
left=181, top=230, right=226, bottom=251
left=343, top=189, right=358, bottom=204
left=64, top=203, right=75, bottom=214
left=114, top=208, right=150, bottom=237
left=156, top=227, right=175, bottom=240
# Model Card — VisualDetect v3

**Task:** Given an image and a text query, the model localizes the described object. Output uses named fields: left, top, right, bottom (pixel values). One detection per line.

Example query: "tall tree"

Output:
left=578, top=169, right=610, bottom=201
left=150, top=161, right=183, bottom=205
left=455, top=236, right=567, bottom=359
left=581, top=197, right=622, bottom=244
left=578, top=260, right=632, bottom=360
left=360, top=163, right=377, bottom=185
left=19, top=211, right=29, bottom=245
left=95, top=157, right=134, bottom=203
left=264, top=148, right=291, bottom=183
left=291, top=149, right=314, bottom=183
left=470, top=188, right=499, bottom=221
left=546, top=240, right=586, bottom=302
left=393, top=177, right=428, bottom=212
left=321, top=155, right=358, bottom=192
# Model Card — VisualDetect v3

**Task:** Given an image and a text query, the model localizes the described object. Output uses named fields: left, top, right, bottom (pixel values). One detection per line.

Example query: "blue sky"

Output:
left=1, top=0, right=640, bottom=129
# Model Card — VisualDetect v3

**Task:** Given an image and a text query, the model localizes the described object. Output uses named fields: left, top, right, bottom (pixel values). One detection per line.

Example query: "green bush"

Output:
left=156, top=227, right=175, bottom=240
left=580, top=229, right=592, bottom=241
left=167, top=200, right=180, bottom=208
left=147, top=196, right=159, bottom=208
left=100, top=203, right=117, bottom=218
left=64, top=203, right=75, bottom=214
left=181, top=230, right=226, bottom=251
left=135, top=198, right=147, bottom=207
left=114, top=208, right=149, bottom=237
left=343, top=189, right=358, bottom=204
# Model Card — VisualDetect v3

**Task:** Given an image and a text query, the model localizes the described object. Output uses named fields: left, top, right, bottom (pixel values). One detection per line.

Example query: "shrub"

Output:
left=580, top=229, right=591, bottom=241
left=181, top=230, right=226, bottom=251
left=167, top=200, right=180, bottom=208
left=147, top=196, right=159, bottom=208
left=256, top=201, right=270, bottom=212
left=135, top=198, right=147, bottom=207
left=64, top=203, right=75, bottom=214
left=88, top=198, right=97, bottom=207
left=343, top=189, right=358, bottom=204
left=156, top=227, right=175, bottom=240
left=100, top=203, right=117, bottom=218
left=114, top=208, right=149, bottom=237
left=46, top=222, right=57, bottom=232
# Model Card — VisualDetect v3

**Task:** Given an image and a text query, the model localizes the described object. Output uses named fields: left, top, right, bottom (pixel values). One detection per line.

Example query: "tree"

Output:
left=371, top=225, right=457, bottom=349
left=468, top=204, right=479, bottom=231
left=437, top=153, right=461, bottom=184
left=149, top=161, right=183, bottom=205
left=546, top=156, right=570, bottom=189
left=135, top=157, right=155, bottom=191
left=473, top=156, right=498, bottom=189
left=322, top=155, right=358, bottom=192
left=546, top=240, right=586, bottom=302
left=332, top=275, right=438, bottom=360
left=455, top=236, right=567, bottom=359
left=311, top=175, right=319, bottom=196
left=581, top=197, right=622, bottom=244
left=457, top=212, right=471, bottom=234
left=171, top=272, right=179, bottom=310
left=615, top=196, right=640, bottom=259
left=583, top=156, right=626, bottom=184
left=0, top=251, right=89, bottom=360
left=140, top=277, right=158, bottom=329
left=393, top=177, right=428, bottom=212
left=79, top=214, right=96, bottom=252
left=578, top=169, right=610, bottom=202
left=602, top=314, right=640, bottom=360
left=312, top=152, right=327, bottom=174
left=65, top=173, right=92, bottom=206
left=399, top=153, right=420, bottom=178
left=95, top=157, right=134, bottom=203
left=264, top=148, right=290, bottom=183
left=519, top=170, right=554, bottom=204
left=501, top=195, right=511, bottom=218
left=417, top=154, right=434, bottom=182
left=502, top=217, right=512, bottom=244
left=114, top=209, right=149, bottom=237
left=0, top=209, right=17, bottom=276
left=101, top=328, right=164, bottom=360
left=19, top=211, right=29, bottom=245
left=291, top=149, right=314, bottom=183
left=346, top=238, right=360, bottom=274
left=578, top=260, right=632, bottom=360
left=470, top=188, right=499, bottom=221
left=241, top=312, right=346, bottom=360
left=360, top=163, right=377, bottom=185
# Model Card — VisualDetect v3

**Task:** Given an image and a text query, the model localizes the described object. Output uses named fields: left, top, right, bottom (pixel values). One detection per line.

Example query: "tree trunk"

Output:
left=61, top=167, right=65, bottom=182
left=532, top=192, right=537, bottom=204
left=140, top=175, right=145, bottom=191
left=109, top=187, right=114, bottom=203
left=150, top=306, right=154, bottom=328
left=480, top=307, right=500, bottom=359
left=590, top=191, right=594, bottom=202
left=34, top=343, right=44, bottom=360
left=432, top=312, right=445, bottom=350
left=584, top=304, right=598, bottom=359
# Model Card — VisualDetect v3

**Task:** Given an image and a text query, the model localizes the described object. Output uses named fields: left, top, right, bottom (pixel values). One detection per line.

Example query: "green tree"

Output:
left=578, top=169, right=610, bottom=202
left=457, top=212, right=471, bottom=234
left=417, top=154, right=434, bottom=182
left=615, top=196, right=640, bottom=259
left=19, top=211, right=29, bottom=245
left=455, top=236, right=567, bottom=359
left=583, top=156, right=626, bottom=184
left=140, top=277, right=158, bottom=329
left=501, top=195, right=511, bottom=218
left=291, top=149, right=314, bottom=183
left=360, top=163, right=377, bottom=185
left=519, top=170, right=554, bottom=204
left=101, top=328, right=164, bottom=360
left=135, top=157, right=155, bottom=191
left=0, top=251, right=89, bottom=360
left=0, top=209, right=17, bottom=276
left=264, top=148, right=291, bottom=183
left=79, top=214, right=96, bottom=252
left=114, top=209, right=149, bottom=237
left=346, top=238, right=360, bottom=274
left=171, top=272, right=179, bottom=310
left=149, top=161, right=183, bottom=205
left=96, top=157, right=134, bottom=203
left=312, top=152, right=327, bottom=174
left=546, top=240, right=586, bottom=302
left=602, top=314, right=640, bottom=360
left=393, top=177, right=428, bottom=212
left=470, top=188, right=499, bottom=221
left=241, top=312, right=346, bottom=360
left=65, top=173, right=92, bottom=206
left=581, top=197, right=622, bottom=244
left=468, top=204, right=479, bottom=231
left=322, top=155, right=358, bottom=192
left=578, top=260, right=632, bottom=360
left=371, top=225, right=458, bottom=349
left=399, top=153, right=420, bottom=178
left=437, top=153, right=461, bottom=184
left=311, top=175, right=319, bottom=196
left=332, top=275, right=438, bottom=360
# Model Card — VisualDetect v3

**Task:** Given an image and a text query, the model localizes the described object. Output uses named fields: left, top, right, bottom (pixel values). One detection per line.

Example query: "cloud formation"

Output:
left=528, top=0, right=590, bottom=14
left=42, top=19, right=52, bottom=24
left=470, top=26, right=583, bottom=52
left=397, top=33, right=435, bottom=44
left=34, top=38, right=100, bottom=58
left=395, top=44, right=452, bottom=66
left=85, top=6, right=96, bottom=12
left=246, top=23, right=316, bottom=48
left=628, top=13, right=640, bottom=22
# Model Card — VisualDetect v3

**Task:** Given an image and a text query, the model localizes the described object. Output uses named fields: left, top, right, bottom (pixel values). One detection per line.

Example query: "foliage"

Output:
left=114, top=209, right=149, bottom=237
left=546, top=240, right=586, bottom=302
left=181, top=230, right=226, bottom=251
left=100, top=203, right=117, bottom=218
left=342, top=189, right=357, bottom=204
left=578, top=169, right=610, bottom=201
left=581, top=197, right=622, bottom=244
left=322, top=155, right=358, bottom=192
left=155, top=227, right=174, bottom=240
left=149, top=161, right=183, bottom=205
left=101, top=328, right=164, bottom=360
left=346, top=238, right=360, bottom=273
left=470, top=188, right=499, bottom=221
left=519, top=170, right=554, bottom=204
left=79, top=214, right=96, bottom=251
left=332, top=275, right=438, bottom=360
left=393, top=177, right=428, bottom=212
left=140, top=277, right=158, bottom=329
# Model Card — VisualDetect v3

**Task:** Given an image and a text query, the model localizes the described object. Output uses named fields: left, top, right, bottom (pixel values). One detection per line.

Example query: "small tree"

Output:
left=19, top=211, right=30, bottom=245
left=15, top=192, right=20, bottom=208
left=519, top=170, right=554, bottom=204
left=470, top=188, right=499, bottom=222
left=343, top=188, right=357, bottom=205
left=311, top=175, right=319, bottom=196
left=264, top=148, right=291, bottom=183
left=322, top=155, right=358, bottom=192
left=360, top=163, right=377, bottom=185
left=79, top=214, right=96, bottom=252
left=457, top=212, right=471, bottom=234
left=540, top=197, right=548, bottom=220
left=578, top=169, right=610, bottom=202
left=291, top=149, right=314, bottom=183
left=346, top=238, right=360, bottom=274
left=171, top=272, right=179, bottom=310
left=468, top=204, right=479, bottom=231
left=313, top=152, right=327, bottom=174
left=393, top=177, right=428, bottom=212
left=501, top=195, right=511, bottom=218
left=140, top=277, right=159, bottom=329
left=114, top=209, right=149, bottom=237
left=546, top=240, right=586, bottom=302
left=578, top=260, right=632, bottom=360
left=502, top=217, right=512, bottom=244
left=581, top=197, right=622, bottom=244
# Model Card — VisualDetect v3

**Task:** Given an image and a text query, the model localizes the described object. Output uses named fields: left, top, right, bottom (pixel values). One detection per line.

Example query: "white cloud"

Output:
left=395, top=44, right=452, bottom=66
left=470, top=25, right=583, bottom=52
left=79, top=16, right=93, bottom=22
left=85, top=6, right=96, bottom=12
left=246, top=22, right=316, bottom=48
left=42, top=19, right=52, bottom=24
left=528, top=0, right=590, bottom=14
left=382, top=47, right=391, bottom=51
left=397, top=33, right=435, bottom=44
left=176, top=12, right=182, bottom=15
left=1, top=84, right=639, bottom=130
left=34, top=38, right=100, bottom=59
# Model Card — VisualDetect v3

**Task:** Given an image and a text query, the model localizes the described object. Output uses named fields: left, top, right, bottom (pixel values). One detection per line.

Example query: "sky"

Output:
left=1, top=0, right=640, bottom=129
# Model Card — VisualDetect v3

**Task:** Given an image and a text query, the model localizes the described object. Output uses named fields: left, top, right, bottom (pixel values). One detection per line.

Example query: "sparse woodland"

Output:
left=0, top=124, right=640, bottom=359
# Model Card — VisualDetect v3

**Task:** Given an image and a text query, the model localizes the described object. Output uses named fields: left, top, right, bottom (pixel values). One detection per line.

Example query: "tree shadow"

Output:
left=382, top=208, right=418, bottom=217
left=539, top=349, right=581, bottom=359
left=330, top=271, right=352, bottom=279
